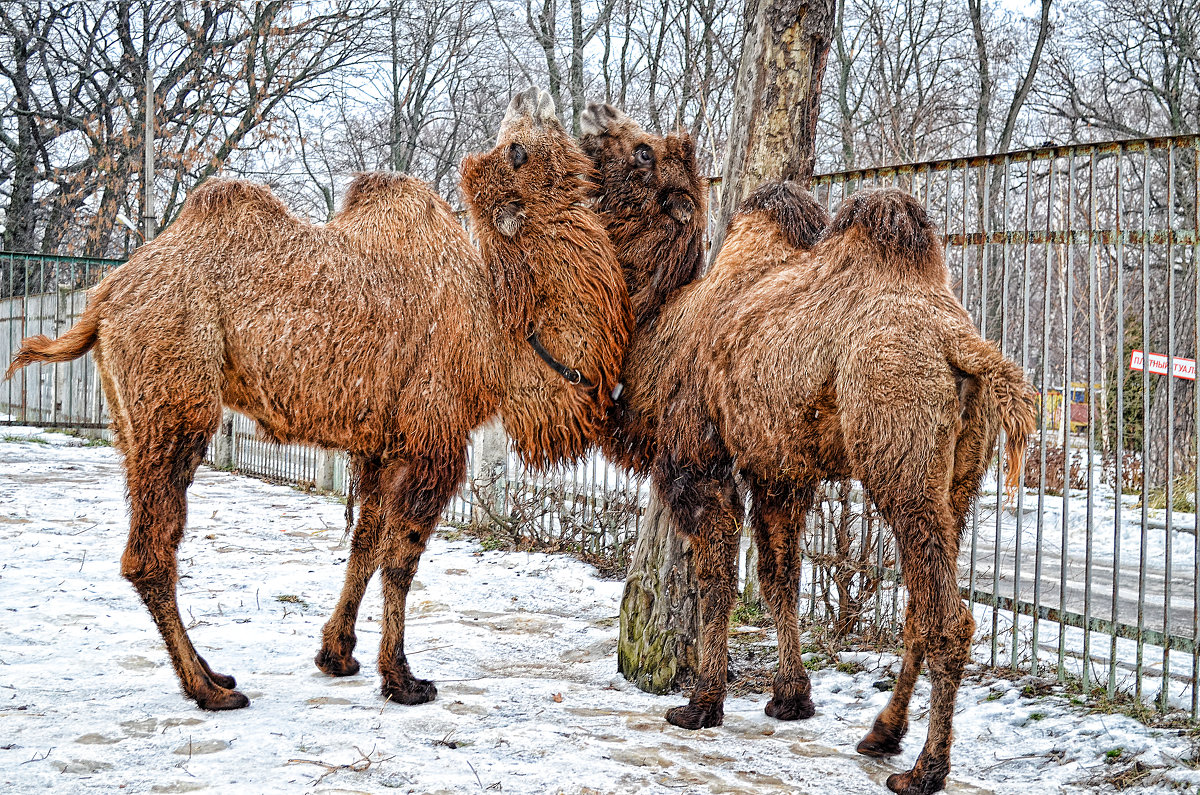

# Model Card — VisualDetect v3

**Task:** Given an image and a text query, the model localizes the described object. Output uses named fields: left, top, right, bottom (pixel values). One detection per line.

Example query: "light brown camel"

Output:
left=6, top=88, right=632, bottom=711
left=580, top=104, right=1035, bottom=795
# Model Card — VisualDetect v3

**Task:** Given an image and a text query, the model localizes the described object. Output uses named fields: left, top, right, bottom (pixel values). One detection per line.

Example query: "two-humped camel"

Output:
left=7, top=88, right=631, bottom=710
left=580, top=103, right=1035, bottom=795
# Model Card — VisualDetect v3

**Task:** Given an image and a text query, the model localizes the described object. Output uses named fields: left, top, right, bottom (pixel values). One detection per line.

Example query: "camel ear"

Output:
left=499, top=86, right=541, bottom=138
left=580, top=103, right=627, bottom=137
left=535, top=90, right=557, bottom=125
left=681, top=135, right=695, bottom=162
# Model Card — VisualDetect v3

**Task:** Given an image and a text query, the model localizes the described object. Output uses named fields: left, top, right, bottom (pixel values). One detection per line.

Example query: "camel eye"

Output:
left=509, top=143, right=527, bottom=169
left=633, top=145, right=655, bottom=168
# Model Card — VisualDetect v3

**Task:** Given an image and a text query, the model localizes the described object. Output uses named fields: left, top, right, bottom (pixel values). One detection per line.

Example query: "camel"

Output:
left=580, top=104, right=1036, bottom=795
left=6, top=88, right=632, bottom=711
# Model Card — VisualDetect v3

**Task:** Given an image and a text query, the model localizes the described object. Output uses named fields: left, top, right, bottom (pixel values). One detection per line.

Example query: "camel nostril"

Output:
left=496, top=201, right=526, bottom=237
left=665, top=194, right=695, bottom=224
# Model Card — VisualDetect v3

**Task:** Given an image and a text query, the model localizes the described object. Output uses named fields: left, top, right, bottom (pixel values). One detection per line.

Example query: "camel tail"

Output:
left=5, top=281, right=109, bottom=380
left=946, top=331, right=1037, bottom=495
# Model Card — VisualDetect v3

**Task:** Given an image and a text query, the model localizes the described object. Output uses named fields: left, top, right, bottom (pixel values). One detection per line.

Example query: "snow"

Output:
left=2, top=430, right=1199, bottom=793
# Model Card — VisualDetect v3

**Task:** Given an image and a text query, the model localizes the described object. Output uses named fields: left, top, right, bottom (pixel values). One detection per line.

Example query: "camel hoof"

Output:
left=381, top=676, right=437, bottom=705
left=886, top=770, right=946, bottom=795
left=764, top=692, right=815, bottom=721
left=315, top=648, right=361, bottom=677
left=857, top=719, right=907, bottom=757
left=196, top=688, right=250, bottom=711
left=665, top=702, right=723, bottom=729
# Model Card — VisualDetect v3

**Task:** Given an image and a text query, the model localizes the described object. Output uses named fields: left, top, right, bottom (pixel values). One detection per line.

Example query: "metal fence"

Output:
left=2, top=134, right=1198, bottom=717
left=807, top=134, right=1200, bottom=717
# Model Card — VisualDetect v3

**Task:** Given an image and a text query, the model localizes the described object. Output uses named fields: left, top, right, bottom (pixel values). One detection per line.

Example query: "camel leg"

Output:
left=857, top=615, right=924, bottom=756
left=748, top=480, right=816, bottom=721
left=654, top=450, right=743, bottom=730
left=316, top=455, right=383, bottom=677
left=375, top=449, right=467, bottom=704
left=869, top=495, right=972, bottom=795
left=859, top=375, right=993, bottom=762
left=121, top=423, right=247, bottom=710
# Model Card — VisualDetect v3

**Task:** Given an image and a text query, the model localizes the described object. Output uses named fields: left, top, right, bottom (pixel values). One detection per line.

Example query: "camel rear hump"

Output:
left=824, top=188, right=945, bottom=283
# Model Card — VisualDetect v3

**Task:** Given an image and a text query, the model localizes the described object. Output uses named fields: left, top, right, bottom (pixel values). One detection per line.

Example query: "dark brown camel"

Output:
left=580, top=104, right=1036, bottom=795
left=6, top=88, right=632, bottom=711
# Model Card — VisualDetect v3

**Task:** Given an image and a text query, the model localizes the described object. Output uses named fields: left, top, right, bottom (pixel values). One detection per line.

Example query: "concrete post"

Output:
left=212, top=409, right=235, bottom=470
left=315, top=449, right=337, bottom=492
left=471, top=418, right=508, bottom=527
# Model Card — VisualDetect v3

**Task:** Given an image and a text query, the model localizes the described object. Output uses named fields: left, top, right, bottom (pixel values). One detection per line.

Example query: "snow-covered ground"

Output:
left=2, top=430, right=1198, bottom=794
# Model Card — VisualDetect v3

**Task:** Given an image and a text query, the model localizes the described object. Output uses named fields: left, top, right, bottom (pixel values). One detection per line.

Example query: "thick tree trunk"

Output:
left=709, top=0, right=835, bottom=261
left=4, top=34, right=38, bottom=254
left=618, top=0, right=834, bottom=693
left=617, top=494, right=699, bottom=693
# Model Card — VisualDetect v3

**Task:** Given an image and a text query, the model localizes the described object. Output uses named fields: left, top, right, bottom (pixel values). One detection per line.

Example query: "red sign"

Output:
left=1130, top=350, right=1197, bottom=380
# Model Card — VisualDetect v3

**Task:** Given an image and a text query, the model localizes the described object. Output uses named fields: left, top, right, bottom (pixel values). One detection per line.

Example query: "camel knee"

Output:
left=120, top=548, right=176, bottom=594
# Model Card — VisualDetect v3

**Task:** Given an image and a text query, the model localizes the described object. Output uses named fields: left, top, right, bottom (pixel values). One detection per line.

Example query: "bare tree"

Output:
left=0, top=1, right=373, bottom=258
left=1038, top=0, right=1199, bottom=485
left=710, top=0, right=835, bottom=255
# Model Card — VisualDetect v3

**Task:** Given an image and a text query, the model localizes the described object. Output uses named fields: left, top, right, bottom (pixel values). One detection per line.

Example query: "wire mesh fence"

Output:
left=2, top=134, right=1197, bottom=716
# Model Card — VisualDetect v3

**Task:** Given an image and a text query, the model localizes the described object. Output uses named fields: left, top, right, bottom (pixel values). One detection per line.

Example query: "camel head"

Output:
left=460, top=87, right=597, bottom=335
left=460, top=88, right=634, bottom=468
left=578, top=103, right=706, bottom=327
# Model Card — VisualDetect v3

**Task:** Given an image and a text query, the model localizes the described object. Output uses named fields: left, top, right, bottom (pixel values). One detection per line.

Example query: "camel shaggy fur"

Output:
left=580, top=104, right=1035, bottom=795
left=6, top=88, right=631, bottom=711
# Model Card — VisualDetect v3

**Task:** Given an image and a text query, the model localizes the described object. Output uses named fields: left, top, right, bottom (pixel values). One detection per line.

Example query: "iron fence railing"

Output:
left=2, top=134, right=1197, bottom=717
left=808, top=134, right=1200, bottom=716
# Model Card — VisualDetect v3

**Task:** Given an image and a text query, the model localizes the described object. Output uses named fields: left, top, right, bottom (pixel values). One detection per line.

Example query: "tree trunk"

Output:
left=618, top=0, right=834, bottom=693
left=4, top=32, right=38, bottom=254
left=709, top=0, right=835, bottom=261
left=617, top=493, right=699, bottom=693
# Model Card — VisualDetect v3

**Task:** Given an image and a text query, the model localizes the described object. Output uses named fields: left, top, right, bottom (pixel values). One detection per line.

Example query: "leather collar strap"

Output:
left=526, top=332, right=594, bottom=388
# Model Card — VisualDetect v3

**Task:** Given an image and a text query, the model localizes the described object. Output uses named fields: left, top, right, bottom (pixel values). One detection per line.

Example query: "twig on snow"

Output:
left=21, top=747, right=52, bottom=764
left=465, top=757, right=484, bottom=791
left=286, top=745, right=393, bottom=786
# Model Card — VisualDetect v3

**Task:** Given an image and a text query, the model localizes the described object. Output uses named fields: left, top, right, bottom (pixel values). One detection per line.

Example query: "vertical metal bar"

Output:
left=66, top=259, right=76, bottom=424
left=1161, top=141, right=1176, bottom=710
left=1083, top=149, right=1098, bottom=694
left=1192, top=137, right=1200, bottom=719
left=1033, top=155, right=1056, bottom=677
left=968, top=161, right=987, bottom=625
left=992, top=154, right=1010, bottom=669
left=7, top=255, right=14, bottom=422
left=1111, top=146, right=1126, bottom=698
left=1136, top=146, right=1151, bottom=703
left=1015, top=153, right=1034, bottom=670
left=22, top=255, right=30, bottom=424
left=1058, top=150, right=1075, bottom=682
left=50, top=260, right=60, bottom=427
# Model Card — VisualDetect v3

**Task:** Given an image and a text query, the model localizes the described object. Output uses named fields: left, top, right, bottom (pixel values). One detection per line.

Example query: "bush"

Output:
left=1101, top=451, right=1144, bottom=495
left=1024, top=444, right=1088, bottom=495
